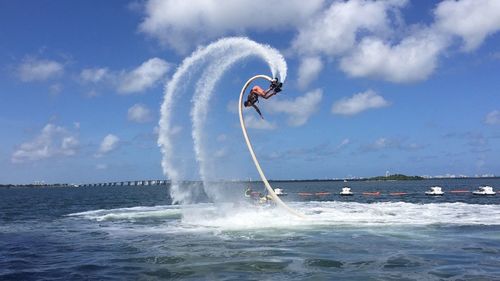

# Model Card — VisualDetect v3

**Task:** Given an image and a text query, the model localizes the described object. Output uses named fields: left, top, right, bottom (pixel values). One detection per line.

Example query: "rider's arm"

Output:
left=262, top=91, right=276, bottom=99
left=252, top=104, right=264, bottom=119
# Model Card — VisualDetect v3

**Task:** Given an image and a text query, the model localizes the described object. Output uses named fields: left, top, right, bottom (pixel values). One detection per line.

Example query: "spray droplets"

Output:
left=157, top=37, right=287, bottom=204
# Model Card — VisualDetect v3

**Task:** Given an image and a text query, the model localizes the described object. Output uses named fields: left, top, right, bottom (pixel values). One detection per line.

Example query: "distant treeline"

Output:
left=367, top=174, right=424, bottom=181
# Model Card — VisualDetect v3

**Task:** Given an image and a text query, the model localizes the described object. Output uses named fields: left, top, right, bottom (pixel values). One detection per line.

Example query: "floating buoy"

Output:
left=315, top=192, right=331, bottom=196
left=298, top=192, right=314, bottom=196
left=450, top=190, right=469, bottom=193
left=390, top=192, right=407, bottom=196
left=363, top=192, right=381, bottom=196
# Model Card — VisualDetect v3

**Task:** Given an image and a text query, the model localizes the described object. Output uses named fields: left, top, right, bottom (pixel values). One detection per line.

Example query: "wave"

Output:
left=68, top=202, right=500, bottom=231
left=67, top=205, right=182, bottom=221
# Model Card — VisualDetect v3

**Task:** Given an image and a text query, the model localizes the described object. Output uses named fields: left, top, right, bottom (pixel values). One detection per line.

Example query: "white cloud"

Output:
left=128, top=103, right=153, bottom=123
left=244, top=115, right=276, bottom=130
left=337, top=138, right=351, bottom=149
left=292, top=0, right=406, bottom=56
left=339, top=30, right=448, bottom=83
left=361, top=137, right=422, bottom=152
left=435, top=0, right=500, bottom=52
left=485, top=110, right=500, bottom=125
left=290, top=0, right=500, bottom=83
left=332, top=90, right=389, bottom=116
left=370, top=138, right=392, bottom=150
left=297, top=56, right=323, bottom=89
left=79, top=58, right=170, bottom=94
left=214, top=148, right=227, bottom=158
left=11, top=123, right=79, bottom=163
left=266, top=89, right=322, bottom=126
left=139, top=0, right=323, bottom=52
left=49, top=83, right=63, bottom=96
left=96, top=163, right=108, bottom=170
left=80, top=67, right=110, bottom=83
left=118, top=57, right=170, bottom=94
left=17, top=57, right=64, bottom=82
left=96, top=134, right=120, bottom=157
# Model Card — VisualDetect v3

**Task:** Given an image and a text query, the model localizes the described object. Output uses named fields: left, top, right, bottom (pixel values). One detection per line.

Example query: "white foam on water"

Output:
left=157, top=37, right=287, bottom=204
left=67, top=205, right=182, bottom=221
left=69, top=202, right=500, bottom=233
left=299, top=201, right=500, bottom=226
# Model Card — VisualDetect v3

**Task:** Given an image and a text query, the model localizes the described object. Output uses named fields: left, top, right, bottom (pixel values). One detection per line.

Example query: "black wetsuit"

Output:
left=246, top=92, right=263, bottom=118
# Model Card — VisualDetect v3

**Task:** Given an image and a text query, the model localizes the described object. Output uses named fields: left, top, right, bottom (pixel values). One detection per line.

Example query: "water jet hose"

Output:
left=239, top=75, right=305, bottom=218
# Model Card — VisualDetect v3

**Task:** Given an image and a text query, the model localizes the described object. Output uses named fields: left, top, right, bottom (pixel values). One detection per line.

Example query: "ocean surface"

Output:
left=1, top=178, right=500, bottom=280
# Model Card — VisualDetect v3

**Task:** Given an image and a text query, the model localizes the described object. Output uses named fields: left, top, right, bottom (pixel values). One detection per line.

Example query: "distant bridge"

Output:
left=77, top=180, right=169, bottom=187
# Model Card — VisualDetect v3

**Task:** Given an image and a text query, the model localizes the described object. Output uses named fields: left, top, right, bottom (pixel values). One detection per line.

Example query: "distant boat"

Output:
left=425, top=186, right=444, bottom=196
left=472, top=186, right=496, bottom=195
left=274, top=188, right=287, bottom=196
left=340, top=186, right=353, bottom=196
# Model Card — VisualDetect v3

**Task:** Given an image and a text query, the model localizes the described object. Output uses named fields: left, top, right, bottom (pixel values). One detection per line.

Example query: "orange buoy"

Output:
left=315, top=192, right=331, bottom=196
left=298, top=192, right=313, bottom=196
left=390, top=192, right=407, bottom=196
left=362, top=191, right=381, bottom=196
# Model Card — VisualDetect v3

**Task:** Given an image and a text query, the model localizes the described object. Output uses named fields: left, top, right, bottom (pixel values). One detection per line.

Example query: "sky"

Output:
left=1, top=0, right=499, bottom=184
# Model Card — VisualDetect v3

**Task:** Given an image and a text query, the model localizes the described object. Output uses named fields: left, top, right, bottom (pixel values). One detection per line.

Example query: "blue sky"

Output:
left=1, top=0, right=499, bottom=184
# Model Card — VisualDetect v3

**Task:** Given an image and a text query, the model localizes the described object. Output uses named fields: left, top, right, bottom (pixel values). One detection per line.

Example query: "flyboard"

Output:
left=239, top=75, right=305, bottom=218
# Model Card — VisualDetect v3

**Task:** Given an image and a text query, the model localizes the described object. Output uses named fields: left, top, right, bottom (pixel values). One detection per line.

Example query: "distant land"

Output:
left=367, top=174, right=424, bottom=181
left=1, top=174, right=499, bottom=188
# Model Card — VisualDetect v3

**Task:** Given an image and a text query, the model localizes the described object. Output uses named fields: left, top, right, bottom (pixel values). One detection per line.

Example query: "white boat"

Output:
left=274, top=188, right=287, bottom=196
left=472, top=186, right=496, bottom=195
left=425, top=186, right=444, bottom=196
left=340, top=186, right=353, bottom=196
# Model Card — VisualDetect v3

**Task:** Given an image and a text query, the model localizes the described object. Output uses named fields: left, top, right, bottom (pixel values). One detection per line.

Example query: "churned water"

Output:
left=1, top=179, right=500, bottom=280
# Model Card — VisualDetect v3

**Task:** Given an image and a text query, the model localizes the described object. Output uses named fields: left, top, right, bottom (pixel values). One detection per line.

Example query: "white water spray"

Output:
left=158, top=37, right=287, bottom=203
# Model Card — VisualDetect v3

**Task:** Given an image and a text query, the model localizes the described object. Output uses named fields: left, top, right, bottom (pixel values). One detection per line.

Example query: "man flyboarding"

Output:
left=243, top=78, right=282, bottom=118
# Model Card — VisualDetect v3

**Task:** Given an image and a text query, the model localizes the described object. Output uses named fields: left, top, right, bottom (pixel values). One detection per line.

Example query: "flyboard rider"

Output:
left=243, top=78, right=282, bottom=119
left=243, top=79, right=282, bottom=206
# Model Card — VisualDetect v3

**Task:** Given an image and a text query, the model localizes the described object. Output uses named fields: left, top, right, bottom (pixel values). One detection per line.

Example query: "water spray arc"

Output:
left=239, top=75, right=304, bottom=218
left=158, top=37, right=287, bottom=204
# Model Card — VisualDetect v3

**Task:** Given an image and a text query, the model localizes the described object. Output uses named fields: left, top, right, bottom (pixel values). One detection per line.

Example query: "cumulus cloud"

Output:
left=96, top=163, right=108, bottom=170
left=79, top=58, right=170, bottom=95
left=434, top=0, right=500, bottom=52
left=214, top=148, right=227, bottom=158
left=289, top=0, right=500, bottom=83
left=332, top=90, right=389, bottom=116
left=17, top=57, right=64, bottom=82
left=128, top=103, right=153, bottom=123
left=297, top=56, right=323, bottom=89
left=292, top=0, right=406, bottom=56
left=485, top=110, right=500, bottom=125
left=244, top=115, right=276, bottom=130
left=361, top=137, right=398, bottom=152
left=11, top=123, right=79, bottom=163
left=339, top=30, right=448, bottom=83
left=266, top=89, right=322, bottom=126
left=80, top=67, right=110, bottom=83
left=290, top=0, right=451, bottom=83
left=117, top=57, right=170, bottom=94
left=96, top=134, right=120, bottom=157
left=139, top=0, right=323, bottom=52
left=49, top=83, right=63, bottom=96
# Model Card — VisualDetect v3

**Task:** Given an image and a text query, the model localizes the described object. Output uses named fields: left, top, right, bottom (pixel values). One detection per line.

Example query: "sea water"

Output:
left=1, top=179, right=499, bottom=280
